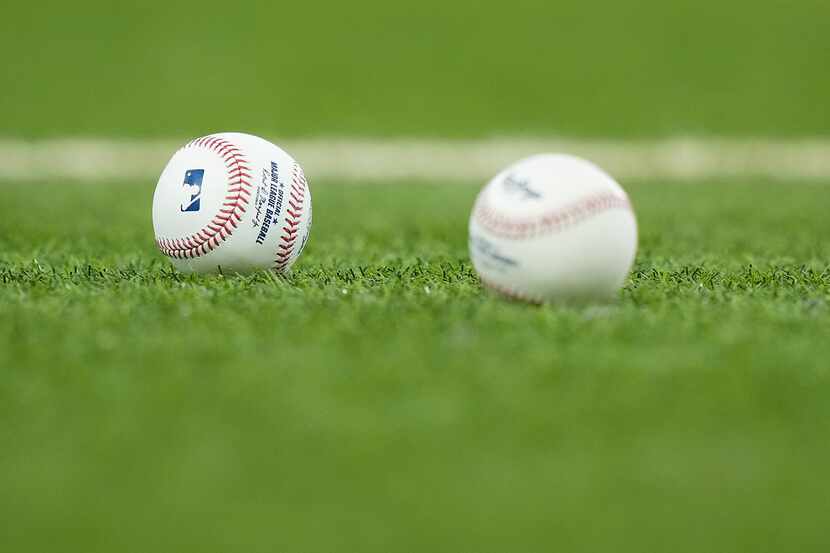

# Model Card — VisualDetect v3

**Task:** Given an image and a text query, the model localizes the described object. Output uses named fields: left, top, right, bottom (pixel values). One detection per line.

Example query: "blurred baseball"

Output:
left=469, top=154, right=637, bottom=303
left=153, top=132, right=312, bottom=274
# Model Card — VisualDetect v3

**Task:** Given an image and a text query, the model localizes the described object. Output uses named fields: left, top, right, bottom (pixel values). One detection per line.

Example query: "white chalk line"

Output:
left=1, top=137, right=829, bottom=182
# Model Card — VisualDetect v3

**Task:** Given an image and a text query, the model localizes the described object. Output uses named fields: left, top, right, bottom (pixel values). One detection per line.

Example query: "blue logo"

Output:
left=181, top=170, right=205, bottom=212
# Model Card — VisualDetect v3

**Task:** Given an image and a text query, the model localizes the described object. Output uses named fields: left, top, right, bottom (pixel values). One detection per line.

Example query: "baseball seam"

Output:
left=155, top=136, right=252, bottom=259
left=274, top=164, right=306, bottom=271
left=473, top=192, right=632, bottom=240
left=479, top=275, right=543, bottom=305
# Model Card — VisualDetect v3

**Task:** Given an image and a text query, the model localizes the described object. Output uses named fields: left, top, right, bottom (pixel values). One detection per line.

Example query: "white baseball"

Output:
left=152, top=132, right=312, bottom=274
left=469, top=154, right=637, bottom=303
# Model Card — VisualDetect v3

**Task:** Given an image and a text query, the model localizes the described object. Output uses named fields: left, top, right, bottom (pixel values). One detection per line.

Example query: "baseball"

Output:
left=153, top=132, right=312, bottom=274
left=469, top=154, right=637, bottom=303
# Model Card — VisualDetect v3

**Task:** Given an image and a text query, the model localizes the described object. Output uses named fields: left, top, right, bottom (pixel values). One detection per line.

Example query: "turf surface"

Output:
left=1, top=179, right=829, bottom=552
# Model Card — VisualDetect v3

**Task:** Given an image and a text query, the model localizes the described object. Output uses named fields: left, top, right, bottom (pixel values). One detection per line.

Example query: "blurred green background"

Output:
left=1, top=0, right=828, bottom=138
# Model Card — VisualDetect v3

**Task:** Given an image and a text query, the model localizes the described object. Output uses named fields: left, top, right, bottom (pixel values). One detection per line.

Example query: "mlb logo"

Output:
left=180, top=170, right=205, bottom=212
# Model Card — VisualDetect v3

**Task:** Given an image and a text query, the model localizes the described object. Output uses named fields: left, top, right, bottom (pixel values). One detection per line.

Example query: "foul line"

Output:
left=1, top=137, right=830, bottom=182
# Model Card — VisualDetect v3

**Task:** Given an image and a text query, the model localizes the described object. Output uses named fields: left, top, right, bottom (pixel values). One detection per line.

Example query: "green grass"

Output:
left=1, top=179, right=829, bottom=552
left=2, top=0, right=829, bottom=138
left=4, top=2, right=829, bottom=549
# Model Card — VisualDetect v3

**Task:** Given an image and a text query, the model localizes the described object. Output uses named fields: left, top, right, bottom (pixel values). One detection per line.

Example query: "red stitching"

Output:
left=274, top=164, right=307, bottom=271
left=473, top=192, right=632, bottom=240
left=155, top=134, right=252, bottom=260
left=228, top=170, right=251, bottom=180
left=479, top=276, right=543, bottom=305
